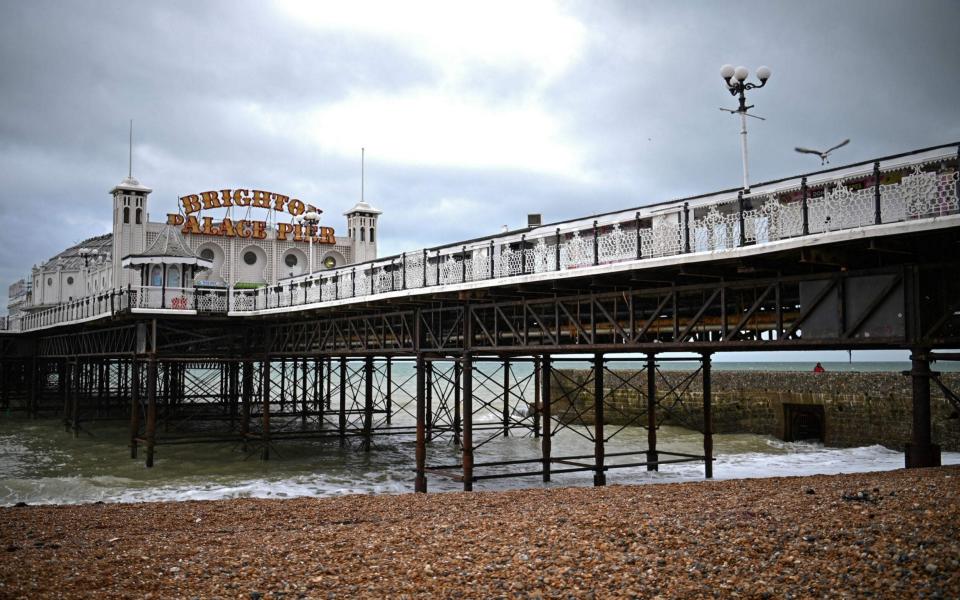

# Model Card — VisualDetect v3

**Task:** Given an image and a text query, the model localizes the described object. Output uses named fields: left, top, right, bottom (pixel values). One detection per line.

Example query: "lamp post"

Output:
left=298, top=211, right=321, bottom=275
left=78, top=248, right=99, bottom=294
left=720, top=64, right=771, bottom=192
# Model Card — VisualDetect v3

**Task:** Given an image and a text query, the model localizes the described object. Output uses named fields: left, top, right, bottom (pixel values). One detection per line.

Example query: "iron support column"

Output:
left=60, top=359, right=69, bottom=432
left=425, top=360, right=433, bottom=442
left=462, top=352, right=473, bottom=492
left=129, top=359, right=140, bottom=459
left=453, top=359, right=462, bottom=447
left=145, top=356, right=157, bottom=468
left=533, top=357, right=541, bottom=438
left=702, top=352, right=714, bottom=479
left=415, top=354, right=427, bottom=493
left=646, top=354, right=658, bottom=471
left=502, top=359, right=510, bottom=437
left=906, top=349, right=941, bottom=468
left=261, top=358, right=271, bottom=460
left=541, top=355, right=551, bottom=482
left=363, top=356, right=374, bottom=451
left=338, top=357, right=347, bottom=446
left=241, top=360, right=252, bottom=450
left=593, top=353, right=605, bottom=487
left=71, top=359, right=80, bottom=438
left=385, top=358, right=393, bottom=424
left=301, top=358, right=308, bottom=428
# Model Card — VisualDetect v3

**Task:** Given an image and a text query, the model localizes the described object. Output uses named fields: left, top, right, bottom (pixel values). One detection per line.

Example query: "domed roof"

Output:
left=110, top=175, right=153, bottom=194
left=344, top=200, right=382, bottom=216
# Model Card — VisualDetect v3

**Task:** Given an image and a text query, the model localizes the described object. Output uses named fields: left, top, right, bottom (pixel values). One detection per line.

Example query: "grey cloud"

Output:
left=0, top=0, right=957, bottom=294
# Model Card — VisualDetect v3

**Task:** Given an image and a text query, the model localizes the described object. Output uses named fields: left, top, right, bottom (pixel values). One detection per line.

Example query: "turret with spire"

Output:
left=344, top=148, right=382, bottom=264
left=111, top=121, right=151, bottom=288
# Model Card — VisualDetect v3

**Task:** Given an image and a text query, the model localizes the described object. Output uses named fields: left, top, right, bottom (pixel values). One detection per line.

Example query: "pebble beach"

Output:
left=1, top=466, right=958, bottom=599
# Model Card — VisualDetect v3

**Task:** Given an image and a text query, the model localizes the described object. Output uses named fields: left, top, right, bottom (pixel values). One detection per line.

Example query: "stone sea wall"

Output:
left=552, top=370, right=960, bottom=451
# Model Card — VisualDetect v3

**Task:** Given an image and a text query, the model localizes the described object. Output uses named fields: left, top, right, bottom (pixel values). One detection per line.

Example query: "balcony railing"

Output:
left=7, top=143, right=958, bottom=332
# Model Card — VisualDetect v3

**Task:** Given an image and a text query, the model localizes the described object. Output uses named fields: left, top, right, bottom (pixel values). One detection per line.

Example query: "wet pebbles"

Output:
left=1, top=466, right=958, bottom=598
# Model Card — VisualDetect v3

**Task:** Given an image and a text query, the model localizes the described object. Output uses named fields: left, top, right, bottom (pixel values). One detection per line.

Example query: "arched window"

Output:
left=168, top=266, right=181, bottom=288
left=360, top=227, right=365, bottom=241
left=369, top=227, right=375, bottom=243
left=136, top=208, right=142, bottom=224
left=123, top=207, right=130, bottom=224
left=150, top=265, right=163, bottom=287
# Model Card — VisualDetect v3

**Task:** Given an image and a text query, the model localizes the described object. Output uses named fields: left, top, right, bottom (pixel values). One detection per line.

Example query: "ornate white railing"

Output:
left=8, top=144, right=959, bottom=330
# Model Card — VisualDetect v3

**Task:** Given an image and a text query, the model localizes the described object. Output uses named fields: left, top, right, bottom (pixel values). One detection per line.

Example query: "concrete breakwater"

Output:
left=553, top=370, right=960, bottom=451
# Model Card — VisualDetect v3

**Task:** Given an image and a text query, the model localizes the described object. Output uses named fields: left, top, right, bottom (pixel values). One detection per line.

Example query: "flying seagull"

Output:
left=795, top=139, right=850, bottom=165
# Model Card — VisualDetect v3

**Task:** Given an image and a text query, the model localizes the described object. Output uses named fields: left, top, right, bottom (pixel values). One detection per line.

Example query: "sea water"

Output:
left=1, top=361, right=957, bottom=506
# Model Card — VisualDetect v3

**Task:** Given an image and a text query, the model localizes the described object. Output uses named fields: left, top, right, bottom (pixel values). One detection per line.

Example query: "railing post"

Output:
left=489, top=240, right=495, bottom=279
left=555, top=228, right=561, bottom=271
left=635, top=212, right=642, bottom=259
left=334, top=275, right=339, bottom=300
left=402, top=253, right=407, bottom=289
left=684, top=202, right=692, bottom=253
left=461, top=246, right=467, bottom=283
left=435, top=249, right=441, bottom=284
left=369, top=266, right=374, bottom=295
left=801, top=177, right=809, bottom=235
left=737, top=192, right=746, bottom=247
left=956, top=145, right=960, bottom=203
left=422, top=249, right=428, bottom=287
left=390, top=260, right=396, bottom=291
left=873, top=161, right=882, bottom=225
left=592, top=220, right=599, bottom=265
left=351, top=267, right=356, bottom=297
left=520, top=235, right=527, bottom=274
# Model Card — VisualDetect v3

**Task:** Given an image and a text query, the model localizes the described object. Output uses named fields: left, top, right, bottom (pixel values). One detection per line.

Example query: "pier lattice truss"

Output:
left=2, top=143, right=960, bottom=491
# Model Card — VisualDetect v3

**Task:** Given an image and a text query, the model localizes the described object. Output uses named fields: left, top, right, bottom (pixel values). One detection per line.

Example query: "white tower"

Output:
left=110, top=175, right=152, bottom=288
left=344, top=201, right=381, bottom=264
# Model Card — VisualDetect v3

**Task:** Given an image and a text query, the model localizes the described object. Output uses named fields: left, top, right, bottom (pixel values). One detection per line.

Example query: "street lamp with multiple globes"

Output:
left=77, top=248, right=99, bottom=293
left=298, top=210, right=321, bottom=275
left=720, top=64, right=771, bottom=192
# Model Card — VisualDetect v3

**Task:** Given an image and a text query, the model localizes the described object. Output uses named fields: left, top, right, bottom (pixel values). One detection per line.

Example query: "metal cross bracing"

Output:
left=419, top=354, right=716, bottom=492
left=258, top=261, right=960, bottom=357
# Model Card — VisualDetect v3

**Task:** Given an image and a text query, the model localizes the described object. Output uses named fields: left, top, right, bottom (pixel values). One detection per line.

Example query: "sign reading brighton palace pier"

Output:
left=166, top=189, right=336, bottom=244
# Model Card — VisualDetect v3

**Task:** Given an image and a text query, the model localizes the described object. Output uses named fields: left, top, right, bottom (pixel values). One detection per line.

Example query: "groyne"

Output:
left=554, top=370, right=960, bottom=450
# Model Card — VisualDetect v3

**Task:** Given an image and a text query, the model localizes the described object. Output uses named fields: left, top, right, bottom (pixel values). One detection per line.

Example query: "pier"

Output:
left=2, top=142, right=959, bottom=491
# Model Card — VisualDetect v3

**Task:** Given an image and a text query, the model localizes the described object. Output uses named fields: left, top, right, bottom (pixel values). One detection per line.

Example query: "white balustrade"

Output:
left=9, top=148, right=958, bottom=331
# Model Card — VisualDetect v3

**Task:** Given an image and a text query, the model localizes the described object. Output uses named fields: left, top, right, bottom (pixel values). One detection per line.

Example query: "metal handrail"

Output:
left=9, top=144, right=958, bottom=331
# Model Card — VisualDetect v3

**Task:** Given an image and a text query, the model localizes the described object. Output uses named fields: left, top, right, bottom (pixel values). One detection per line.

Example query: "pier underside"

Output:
left=2, top=216, right=959, bottom=491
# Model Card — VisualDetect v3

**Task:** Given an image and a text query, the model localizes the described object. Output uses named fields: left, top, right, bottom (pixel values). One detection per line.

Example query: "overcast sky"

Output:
left=1, top=0, right=958, bottom=354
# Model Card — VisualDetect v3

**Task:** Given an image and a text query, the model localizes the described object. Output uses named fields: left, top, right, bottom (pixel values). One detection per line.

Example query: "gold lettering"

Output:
left=181, top=195, right=202, bottom=215
left=200, top=191, right=223, bottom=210
left=220, top=218, right=237, bottom=237
left=166, top=213, right=184, bottom=226
left=277, top=223, right=294, bottom=241
left=251, top=221, right=267, bottom=239
left=181, top=215, right=201, bottom=234
left=318, top=226, right=336, bottom=244
left=251, top=190, right=271, bottom=209
left=233, top=189, right=251, bottom=207
left=272, top=194, right=290, bottom=212
left=201, top=216, right=220, bottom=236
left=288, top=199, right=305, bottom=217
left=293, top=224, right=303, bottom=242
left=236, top=220, right=251, bottom=238
left=219, top=189, right=234, bottom=208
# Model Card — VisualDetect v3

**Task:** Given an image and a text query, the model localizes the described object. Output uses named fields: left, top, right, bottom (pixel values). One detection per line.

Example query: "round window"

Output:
left=284, top=254, right=298, bottom=268
left=200, top=248, right=215, bottom=261
left=323, top=256, right=336, bottom=269
left=66, top=276, right=74, bottom=285
left=47, top=277, right=52, bottom=286
left=243, top=251, right=258, bottom=265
